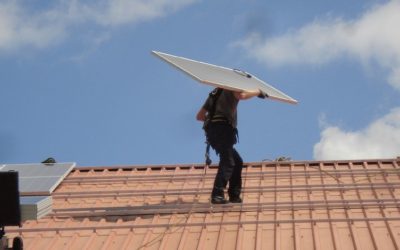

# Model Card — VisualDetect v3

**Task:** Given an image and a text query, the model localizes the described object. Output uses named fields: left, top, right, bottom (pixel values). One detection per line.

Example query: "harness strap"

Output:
left=234, top=127, right=239, bottom=143
left=205, top=143, right=212, bottom=166
left=204, top=88, right=223, bottom=166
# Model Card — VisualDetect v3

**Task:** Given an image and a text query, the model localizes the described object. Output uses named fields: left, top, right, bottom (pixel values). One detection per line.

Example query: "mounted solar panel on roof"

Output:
left=1, top=162, right=75, bottom=195
left=20, top=196, right=53, bottom=221
left=152, top=51, right=298, bottom=104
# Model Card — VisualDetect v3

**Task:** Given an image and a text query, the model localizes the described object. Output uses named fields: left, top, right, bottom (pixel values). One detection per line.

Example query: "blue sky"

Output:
left=1, top=0, right=399, bottom=166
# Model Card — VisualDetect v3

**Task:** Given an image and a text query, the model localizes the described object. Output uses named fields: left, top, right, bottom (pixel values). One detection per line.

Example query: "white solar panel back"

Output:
left=1, top=162, right=75, bottom=195
left=152, top=51, right=297, bottom=104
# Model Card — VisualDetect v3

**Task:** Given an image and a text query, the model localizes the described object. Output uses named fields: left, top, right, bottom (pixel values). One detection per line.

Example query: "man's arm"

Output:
left=234, top=89, right=262, bottom=100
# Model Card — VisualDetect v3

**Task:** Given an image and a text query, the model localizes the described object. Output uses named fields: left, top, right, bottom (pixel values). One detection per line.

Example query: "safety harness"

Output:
left=204, top=88, right=223, bottom=166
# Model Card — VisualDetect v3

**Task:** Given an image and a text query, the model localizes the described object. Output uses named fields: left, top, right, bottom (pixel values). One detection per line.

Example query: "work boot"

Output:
left=211, top=196, right=228, bottom=204
left=211, top=187, right=228, bottom=204
left=228, top=189, right=242, bottom=203
left=229, top=196, right=242, bottom=203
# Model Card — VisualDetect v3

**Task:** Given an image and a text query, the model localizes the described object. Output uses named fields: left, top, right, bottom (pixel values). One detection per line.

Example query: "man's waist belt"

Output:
left=210, top=116, right=229, bottom=123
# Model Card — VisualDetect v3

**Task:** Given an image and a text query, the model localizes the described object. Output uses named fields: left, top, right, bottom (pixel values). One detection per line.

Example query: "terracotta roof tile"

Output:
left=4, top=159, right=400, bottom=249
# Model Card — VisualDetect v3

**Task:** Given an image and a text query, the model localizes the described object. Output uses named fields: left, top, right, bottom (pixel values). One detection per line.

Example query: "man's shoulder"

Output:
left=221, top=89, right=239, bottom=101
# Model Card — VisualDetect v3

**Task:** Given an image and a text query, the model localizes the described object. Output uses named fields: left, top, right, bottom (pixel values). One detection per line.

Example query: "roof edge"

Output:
left=74, top=158, right=400, bottom=171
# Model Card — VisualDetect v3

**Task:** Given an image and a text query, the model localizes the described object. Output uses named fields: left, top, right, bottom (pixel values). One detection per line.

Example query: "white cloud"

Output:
left=0, top=0, right=197, bottom=52
left=0, top=2, right=66, bottom=51
left=67, top=32, right=112, bottom=63
left=64, top=0, right=198, bottom=26
left=236, top=0, right=400, bottom=90
left=235, top=1, right=400, bottom=161
left=314, top=108, right=400, bottom=160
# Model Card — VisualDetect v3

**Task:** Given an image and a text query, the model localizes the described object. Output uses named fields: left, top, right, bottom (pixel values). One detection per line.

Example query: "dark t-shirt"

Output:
left=202, top=89, right=239, bottom=127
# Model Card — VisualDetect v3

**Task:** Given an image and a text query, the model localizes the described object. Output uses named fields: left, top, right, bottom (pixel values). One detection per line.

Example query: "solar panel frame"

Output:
left=1, top=162, right=76, bottom=196
left=152, top=51, right=298, bottom=104
left=20, top=196, right=53, bottom=221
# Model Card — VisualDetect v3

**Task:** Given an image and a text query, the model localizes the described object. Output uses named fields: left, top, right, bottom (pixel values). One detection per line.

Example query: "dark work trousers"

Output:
left=205, top=122, right=243, bottom=198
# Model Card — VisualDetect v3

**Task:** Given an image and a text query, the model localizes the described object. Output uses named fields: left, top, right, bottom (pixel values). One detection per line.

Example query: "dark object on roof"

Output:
left=0, top=171, right=21, bottom=227
left=41, top=157, right=56, bottom=165
left=275, top=156, right=292, bottom=161
left=12, top=236, right=23, bottom=250
left=0, top=171, right=21, bottom=248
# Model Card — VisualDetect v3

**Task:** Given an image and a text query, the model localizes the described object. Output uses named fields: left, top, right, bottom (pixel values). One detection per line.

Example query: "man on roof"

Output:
left=197, top=88, right=266, bottom=204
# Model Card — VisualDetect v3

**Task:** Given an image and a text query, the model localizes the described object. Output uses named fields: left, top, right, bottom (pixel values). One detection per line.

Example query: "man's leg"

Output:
left=211, top=157, right=227, bottom=204
left=211, top=147, right=237, bottom=204
left=207, top=123, right=237, bottom=204
left=228, top=149, right=243, bottom=203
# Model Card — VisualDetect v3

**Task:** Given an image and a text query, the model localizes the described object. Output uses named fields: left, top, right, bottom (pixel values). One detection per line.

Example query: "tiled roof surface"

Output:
left=5, top=159, right=400, bottom=250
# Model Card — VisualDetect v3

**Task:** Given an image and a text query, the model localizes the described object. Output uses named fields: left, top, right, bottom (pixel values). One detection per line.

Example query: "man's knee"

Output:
left=236, top=155, right=243, bottom=166
left=219, top=148, right=236, bottom=167
left=233, top=149, right=243, bottom=166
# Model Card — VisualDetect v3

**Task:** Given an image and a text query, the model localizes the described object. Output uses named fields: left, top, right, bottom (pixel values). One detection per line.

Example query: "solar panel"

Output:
left=152, top=51, right=298, bottom=104
left=1, top=162, right=75, bottom=195
left=20, top=196, right=53, bottom=221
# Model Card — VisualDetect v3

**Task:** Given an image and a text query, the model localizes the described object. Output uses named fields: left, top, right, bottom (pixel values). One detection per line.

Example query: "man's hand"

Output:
left=235, top=89, right=263, bottom=100
left=258, top=90, right=268, bottom=99
left=196, top=108, right=207, bottom=121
